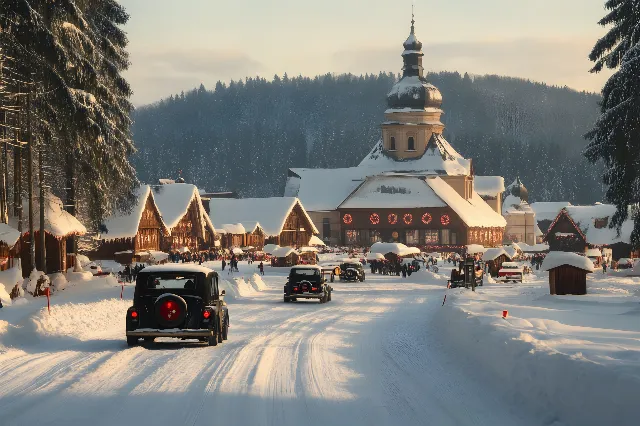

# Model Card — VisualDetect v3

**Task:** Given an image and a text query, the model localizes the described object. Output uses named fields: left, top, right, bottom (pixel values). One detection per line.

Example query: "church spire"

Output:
left=402, top=11, right=424, bottom=78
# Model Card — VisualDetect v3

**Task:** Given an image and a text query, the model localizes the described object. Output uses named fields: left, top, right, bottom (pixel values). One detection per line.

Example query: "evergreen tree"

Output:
left=585, top=38, right=640, bottom=247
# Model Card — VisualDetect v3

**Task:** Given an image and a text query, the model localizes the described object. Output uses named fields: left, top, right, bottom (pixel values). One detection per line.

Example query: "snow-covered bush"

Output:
left=25, top=270, right=50, bottom=297
left=50, top=273, right=69, bottom=292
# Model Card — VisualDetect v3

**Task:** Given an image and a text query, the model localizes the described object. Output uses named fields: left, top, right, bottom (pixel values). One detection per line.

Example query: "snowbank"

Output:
left=0, top=262, right=23, bottom=300
left=248, top=273, right=267, bottom=291
left=0, top=283, right=12, bottom=306
left=438, top=274, right=640, bottom=426
left=66, top=269, right=94, bottom=282
left=25, top=270, right=50, bottom=296
left=50, top=273, right=69, bottom=292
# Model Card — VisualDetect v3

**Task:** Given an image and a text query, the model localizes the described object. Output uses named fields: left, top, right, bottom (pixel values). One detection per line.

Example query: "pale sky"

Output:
left=120, top=0, right=612, bottom=106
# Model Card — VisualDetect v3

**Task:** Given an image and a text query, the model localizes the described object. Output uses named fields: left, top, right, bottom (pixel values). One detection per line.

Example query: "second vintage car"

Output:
left=284, top=265, right=333, bottom=303
left=339, top=261, right=366, bottom=282
left=497, top=262, right=524, bottom=283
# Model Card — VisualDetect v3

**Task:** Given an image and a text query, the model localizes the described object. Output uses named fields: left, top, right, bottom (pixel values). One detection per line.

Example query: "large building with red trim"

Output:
left=284, top=18, right=506, bottom=250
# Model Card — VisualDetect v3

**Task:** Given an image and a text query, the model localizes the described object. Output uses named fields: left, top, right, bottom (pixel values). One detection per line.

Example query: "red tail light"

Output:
left=311, top=287, right=318, bottom=291
left=293, top=287, right=299, bottom=291
left=131, top=310, right=138, bottom=319
left=203, top=310, right=211, bottom=319
left=166, top=301, right=173, bottom=309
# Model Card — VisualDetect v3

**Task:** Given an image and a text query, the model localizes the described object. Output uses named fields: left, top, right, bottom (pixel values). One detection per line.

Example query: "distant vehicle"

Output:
left=402, top=258, right=422, bottom=273
left=284, top=265, right=332, bottom=303
left=497, top=262, right=524, bottom=283
left=125, top=264, right=229, bottom=347
left=339, top=261, right=366, bottom=282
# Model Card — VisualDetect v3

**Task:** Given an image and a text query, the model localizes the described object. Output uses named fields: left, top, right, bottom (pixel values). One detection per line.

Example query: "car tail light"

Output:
left=130, top=310, right=138, bottom=319
left=293, top=287, right=299, bottom=291
left=203, top=309, right=211, bottom=319
left=312, top=287, right=317, bottom=291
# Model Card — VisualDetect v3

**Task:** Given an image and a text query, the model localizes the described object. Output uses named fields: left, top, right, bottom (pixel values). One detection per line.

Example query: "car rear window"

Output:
left=291, top=269, right=319, bottom=276
left=146, top=274, right=199, bottom=290
left=502, top=265, right=519, bottom=269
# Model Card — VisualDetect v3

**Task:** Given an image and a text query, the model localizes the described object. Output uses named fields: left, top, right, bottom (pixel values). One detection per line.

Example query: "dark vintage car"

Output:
left=284, top=265, right=333, bottom=303
left=126, top=264, right=229, bottom=347
left=339, top=261, right=366, bottom=282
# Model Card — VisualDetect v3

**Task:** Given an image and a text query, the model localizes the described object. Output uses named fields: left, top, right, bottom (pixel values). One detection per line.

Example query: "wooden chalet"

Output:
left=209, top=197, right=318, bottom=249
left=153, top=183, right=216, bottom=252
left=0, top=224, right=21, bottom=272
left=337, top=175, right=505, bottom=251
left=216, top=222, right=265, bottom=251
left=482, top=248, right=512, bottom=276
left=544, top=205, right=639, bottom=261
left=10, top=194, right=87, bottom=276
left=542, top=251, right=594, bottom=295
left=90, top=185, right=170, bottom=264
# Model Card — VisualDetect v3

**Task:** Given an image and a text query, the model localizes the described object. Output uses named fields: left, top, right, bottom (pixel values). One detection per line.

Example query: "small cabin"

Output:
left=10, top=194, right=87, bottom=276
left=92, top=185, right=170, bottom=264
left=482, top=248, right=512, bottom=276
left=271, top=246, right=299, bottom=267
left=542, top=251, right=594, bottom=295
left=0, top=224, right=21, bottom=271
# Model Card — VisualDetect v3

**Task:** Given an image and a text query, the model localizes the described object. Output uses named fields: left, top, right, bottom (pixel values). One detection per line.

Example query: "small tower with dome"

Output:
left=382, top=14, right=445, bottom=160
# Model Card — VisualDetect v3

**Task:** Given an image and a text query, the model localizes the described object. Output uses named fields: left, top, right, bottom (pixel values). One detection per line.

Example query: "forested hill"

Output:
left=131, top=72, right=604, bottom=204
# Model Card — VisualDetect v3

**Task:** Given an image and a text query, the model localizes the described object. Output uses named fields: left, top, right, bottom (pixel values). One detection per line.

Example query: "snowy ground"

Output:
left=0, top=260, right=638, bottom=426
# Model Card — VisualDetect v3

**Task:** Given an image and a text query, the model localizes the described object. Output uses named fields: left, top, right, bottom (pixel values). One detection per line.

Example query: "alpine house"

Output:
left=284, top=17, right=506, bottom=250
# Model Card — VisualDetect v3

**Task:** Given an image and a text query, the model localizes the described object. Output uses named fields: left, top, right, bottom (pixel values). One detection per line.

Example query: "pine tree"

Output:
left=585, top=39, right=640, bottom=247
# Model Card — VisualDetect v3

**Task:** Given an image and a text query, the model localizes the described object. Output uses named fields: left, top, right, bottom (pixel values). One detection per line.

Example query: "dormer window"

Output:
left=594, top=217, right=609, bottom=229
left=407, top=136, right=415, bottom=151
left=389, top=136, right=396, bottom=151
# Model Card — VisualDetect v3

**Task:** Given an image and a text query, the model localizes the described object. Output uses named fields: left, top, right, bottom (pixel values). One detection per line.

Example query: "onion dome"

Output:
left=505, top=176, right=529, bottom=203
left=387, top=17, right=442, bottom=110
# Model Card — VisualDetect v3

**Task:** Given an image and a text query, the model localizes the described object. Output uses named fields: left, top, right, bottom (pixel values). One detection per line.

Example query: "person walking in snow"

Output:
left=402, top=264, right=407, bottom=278
left=259, top=261, right=264, bottom=276
left=602, top=262, right=607, bottom=273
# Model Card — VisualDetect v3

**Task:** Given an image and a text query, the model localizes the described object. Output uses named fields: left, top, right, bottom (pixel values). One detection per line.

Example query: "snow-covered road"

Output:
left=0, top=270, right=538, bottom=426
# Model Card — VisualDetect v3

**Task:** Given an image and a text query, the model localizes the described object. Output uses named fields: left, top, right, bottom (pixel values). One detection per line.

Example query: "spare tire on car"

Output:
left=154, top=294, right=188, bottom=328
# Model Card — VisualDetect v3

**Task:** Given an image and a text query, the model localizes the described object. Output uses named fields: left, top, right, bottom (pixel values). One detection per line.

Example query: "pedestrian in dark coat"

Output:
left=222, top=259, right=226, bottom=271
left=402, top=264, right=407, bottom=278
left=259, top=262, right=264, bottom=276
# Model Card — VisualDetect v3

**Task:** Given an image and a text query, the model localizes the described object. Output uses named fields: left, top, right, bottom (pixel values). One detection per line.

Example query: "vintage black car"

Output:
left=126, top=264, right=229, bottom=347
left=339, top=261, right=366, bottom=282
left=284, top=265, right=333, bottom=303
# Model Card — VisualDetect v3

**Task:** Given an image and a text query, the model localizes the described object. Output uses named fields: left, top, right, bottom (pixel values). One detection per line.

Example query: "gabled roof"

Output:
left=9, top=193, right=86, bottom=239
left=564, top=204, right=634, bottom=246
left=152, top=183, right=215, bottom=235
left=0, top=223, right=20, bottom=247
left=339, top=175, right=446, bottom=209
left=482, top=248, right=511, bottom=261
left=530, top=202, right=572, bottom=222
left=542, top=251, right=594, bottom=272
left=209, top=197, right=319, bottom=237
left=100, top=185, right=170, bottom=240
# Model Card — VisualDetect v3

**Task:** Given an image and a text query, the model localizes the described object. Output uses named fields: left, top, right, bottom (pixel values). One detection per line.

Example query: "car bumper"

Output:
left=288, top=293, right=324, bottom=299
left=496, top=276, right=522, bottom=282
left=126, top=328, right=213, bottom=338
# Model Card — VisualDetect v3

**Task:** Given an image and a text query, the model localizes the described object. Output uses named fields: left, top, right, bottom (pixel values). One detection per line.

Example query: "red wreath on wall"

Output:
left=343, top=214, right=353, bottom=225
left=441, top=214, right=451, bottom=226
left=403, top=213, right=413, bottom=225
left=422, top=212, right=432, bottom=224
left=388, top=213, right=398, bottom=225
left=370, top=213, right=380, bottom=225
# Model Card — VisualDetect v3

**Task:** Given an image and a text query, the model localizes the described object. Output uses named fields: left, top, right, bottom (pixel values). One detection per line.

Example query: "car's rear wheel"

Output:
left=284, top=296, right=290, bottom=303
left=327, top=290, right=332, bottom=302
left=208, top=325, right=218, bottom=346
left=127, top=336, right=138, bottom=347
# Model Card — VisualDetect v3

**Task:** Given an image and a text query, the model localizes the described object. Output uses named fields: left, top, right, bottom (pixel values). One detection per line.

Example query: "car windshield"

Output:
left=146, top=274, right=199, bottom=290
left=341, top=263, right=360, bottom=269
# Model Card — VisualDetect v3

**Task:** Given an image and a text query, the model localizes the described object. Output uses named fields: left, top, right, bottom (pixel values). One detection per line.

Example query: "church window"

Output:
left=406, top=230, right=419, bottom=244
left=407, top=136, right=415, bottom=151
left=369, top=230, right=381, bottom=243
left=441, top=229, right=451, bottom=245
left=346, top=230, right=358, bottom=244
left=323, top=218, right=331, bottom=241
left=390, top=137, right=396, bottom=151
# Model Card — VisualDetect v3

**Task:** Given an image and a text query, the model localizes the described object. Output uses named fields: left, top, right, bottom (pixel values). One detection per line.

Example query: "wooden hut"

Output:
left=153, top=183, right=216, bottom=252
left=242, top=222, right=265, bottom=250
left=10, top=194, right=87, bottom=276
left=90, top=185, right=170, bottom=264
left=271, top=246, right=299, bottom=267
left=542, top=251, right=594, bottom=295
left=482, top=248, right=512, bottom=276
left=217, top=223, right=246, bottom=249
left=209, top=197, right=319, bottom=248
left=0, top=224, right=21, bottom=271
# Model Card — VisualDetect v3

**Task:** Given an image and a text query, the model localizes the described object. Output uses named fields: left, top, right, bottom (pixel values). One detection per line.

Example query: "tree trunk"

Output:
left=0, top=59, right=7, bottom=224
left=15, top=84, right=22, bottom=233
left=27, top=83, right=35, bottom=273
left=39, top=148, right=46, bottom=273
left=65, top=152, right=76, bottom=260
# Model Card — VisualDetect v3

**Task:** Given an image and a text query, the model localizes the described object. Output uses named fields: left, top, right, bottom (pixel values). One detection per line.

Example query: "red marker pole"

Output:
left=45, top=287, right=51, bottom=315
left=120, top=281, right=124, bottom=300
left=442, top=294, right=447, bottom=306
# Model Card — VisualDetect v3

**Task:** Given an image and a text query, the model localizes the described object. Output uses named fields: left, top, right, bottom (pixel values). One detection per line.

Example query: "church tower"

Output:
left=382, top=15, right=445, bottom=160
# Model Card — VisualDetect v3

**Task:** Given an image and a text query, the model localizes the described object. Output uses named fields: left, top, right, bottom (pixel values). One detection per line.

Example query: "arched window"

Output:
left=389, top=136, right=396, bottom=151
left=407, top=136, right=415, bottom=151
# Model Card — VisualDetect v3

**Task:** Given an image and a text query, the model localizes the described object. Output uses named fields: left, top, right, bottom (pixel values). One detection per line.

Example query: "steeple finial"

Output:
left=411, top=2, right=415, bottom=33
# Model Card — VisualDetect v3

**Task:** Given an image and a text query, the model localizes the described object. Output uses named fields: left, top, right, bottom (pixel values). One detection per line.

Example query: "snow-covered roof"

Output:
left=9, top=193, right=86, bottom=238
left=263, top=244, right=279, bottom=255
left=285, top=167, right=368, bottom=211
left=231, top=247, right=244, bottom=255
left=308, top=235, right=325, bottom=246
left=272, top=246, right=297, bottom=257
left=152, top=183, right=215, bottom=235
left=474, top=176, right=505, bottom=197
left=504, top=246, right=518, bottom=259
left=298, top=246, right=319, bottom=253
left=586, top=248, right=602, bottom=257
left=208, top=197, right=319, bottom=237
left=542, top=251, right=594, bottom=272
left=502, top=194, right=526, bottom=215
left=466, top=244, right=487, bottom=253
left=366, top=252, right=386, bottom=260
left=370, top=242, right=418, bottom=256
left=142, top=264, right=214, bottom=274
left=100, top=185, right=169, bottom=240
left=562, top=204, right=634, bottom=246
left=426, top=177, right=507, bottom=228
left=240, top=221, right=262, bottom=234
left=0, top=223, right=20, bottom=247
left=530, top=202, right=572, bottom=222
left=517, top=242, right=549, bottom=252
left=340, top=175, right=447, bottom=209
left=482, top=248, right=511, bottom=261
left=534, top=222, right=543, bottom=237
left=219, top=223, right=246, bottom=235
